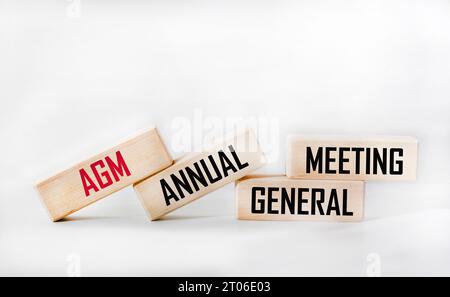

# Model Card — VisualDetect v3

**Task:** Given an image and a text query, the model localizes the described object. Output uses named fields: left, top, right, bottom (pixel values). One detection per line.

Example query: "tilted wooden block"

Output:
left=36, top=128, right=173, bottom=222
left=134, top=129, right=267, bottom=221
left=287, top=136, right=418, bottom=181
left=236, top=176, right=365, bottom=222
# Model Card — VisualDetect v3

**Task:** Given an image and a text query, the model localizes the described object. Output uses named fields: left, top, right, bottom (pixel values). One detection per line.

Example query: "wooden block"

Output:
left=236, top=176, right=365, bottom=222
left=287, top=136, right=418, bottom=181
left=36, top=128, right=173, bottom=222
left=134, top=129, right=267, bottom=221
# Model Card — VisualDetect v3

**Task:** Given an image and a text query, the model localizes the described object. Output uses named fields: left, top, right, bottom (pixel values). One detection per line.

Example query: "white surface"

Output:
left=1, top=0, right=450, bottom=276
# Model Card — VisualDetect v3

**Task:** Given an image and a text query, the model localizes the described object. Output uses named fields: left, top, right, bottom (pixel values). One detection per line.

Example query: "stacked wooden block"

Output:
left=237, top=136, right=418, bottom=222
left=36, top=128, right=418, bottom=222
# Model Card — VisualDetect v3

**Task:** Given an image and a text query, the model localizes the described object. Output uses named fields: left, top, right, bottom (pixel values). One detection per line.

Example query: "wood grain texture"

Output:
left=287, top=136, right=418, bottom=181
left=236, top=176, right=365, bottom=222
left=134, top=129, right=266, bottom=221
left=36, top=128, right=173, bottom=222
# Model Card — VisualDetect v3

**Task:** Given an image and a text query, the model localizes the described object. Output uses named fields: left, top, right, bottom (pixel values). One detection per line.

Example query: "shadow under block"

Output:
left=287, top=136, right=418, bottom=181
left=236, top=176, right=365, bottom=222
left=134, top=130, right=267, bottom=221
left=36, top=128, right=173, bottom=222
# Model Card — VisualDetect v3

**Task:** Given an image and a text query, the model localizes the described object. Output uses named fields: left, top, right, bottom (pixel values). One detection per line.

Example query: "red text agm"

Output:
left=79, top=151, right=131, bottom=197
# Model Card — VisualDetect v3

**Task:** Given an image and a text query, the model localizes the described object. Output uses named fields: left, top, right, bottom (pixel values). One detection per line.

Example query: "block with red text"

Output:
left=134, top=129, right=266, bottom=221
left=236, top=176, right=365, bottom=222
left=287, top=136, right=418, bottom=181
left=36, top=128, right=173, bottom=221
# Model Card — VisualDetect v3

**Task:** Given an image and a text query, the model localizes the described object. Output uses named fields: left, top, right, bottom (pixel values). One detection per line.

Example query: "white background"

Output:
left=1, top=0, right=449, bottom=276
